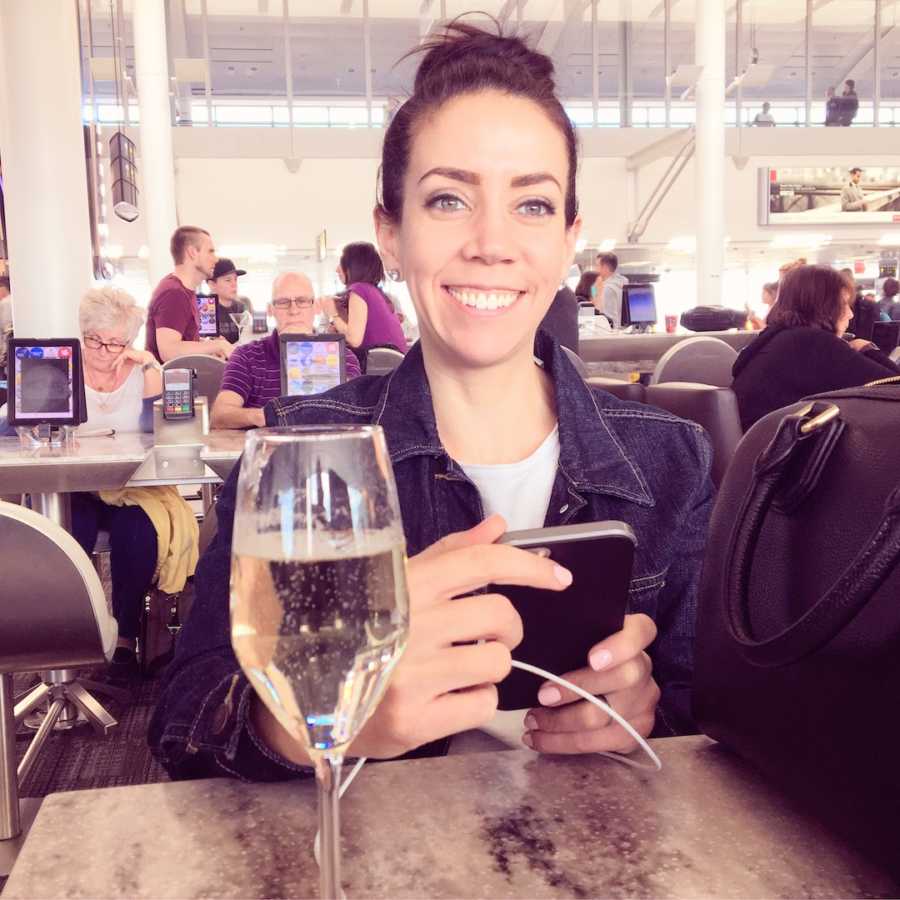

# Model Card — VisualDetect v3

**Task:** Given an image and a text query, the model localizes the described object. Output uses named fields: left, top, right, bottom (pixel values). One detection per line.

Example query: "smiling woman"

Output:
left=151, top=19, right=715, bottom=782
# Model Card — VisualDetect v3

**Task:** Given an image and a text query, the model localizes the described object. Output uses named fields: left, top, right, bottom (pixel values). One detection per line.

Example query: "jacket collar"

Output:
left=373, top=331, right=654, bottom=507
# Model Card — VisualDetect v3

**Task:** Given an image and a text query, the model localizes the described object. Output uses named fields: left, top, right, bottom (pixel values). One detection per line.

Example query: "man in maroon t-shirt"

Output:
left=146, top=226, right=235, bottom=363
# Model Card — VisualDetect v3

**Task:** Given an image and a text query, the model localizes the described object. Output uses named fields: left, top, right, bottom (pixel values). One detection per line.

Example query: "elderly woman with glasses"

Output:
left=71, top=286, right=164, bottom=675
left=211, top=271, right=362, bottom=430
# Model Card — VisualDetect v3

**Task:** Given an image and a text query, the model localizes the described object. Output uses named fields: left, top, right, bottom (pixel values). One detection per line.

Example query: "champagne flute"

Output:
left=229, top=310, right=252, bottom=344
left=230, top=425, right=409, bottom=899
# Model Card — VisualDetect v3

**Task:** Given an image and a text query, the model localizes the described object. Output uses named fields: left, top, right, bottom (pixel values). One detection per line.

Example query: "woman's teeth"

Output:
left=446, top=287, right=520, bottom=310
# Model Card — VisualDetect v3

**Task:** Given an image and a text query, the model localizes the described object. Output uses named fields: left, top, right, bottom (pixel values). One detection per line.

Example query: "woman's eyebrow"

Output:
left=418, top=167, right=562, bottom=191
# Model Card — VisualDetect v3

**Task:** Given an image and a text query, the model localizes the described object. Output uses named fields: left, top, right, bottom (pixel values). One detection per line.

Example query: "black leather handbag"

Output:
left=694, top=378, right=900, bottom=874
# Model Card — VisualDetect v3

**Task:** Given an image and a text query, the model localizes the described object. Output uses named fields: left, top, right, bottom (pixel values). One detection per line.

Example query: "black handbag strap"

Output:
left=724, top=402, right=900, bottom=667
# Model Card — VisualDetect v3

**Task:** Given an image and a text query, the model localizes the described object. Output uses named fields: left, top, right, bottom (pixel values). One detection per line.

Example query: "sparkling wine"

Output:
left=231, top=531, right=408, bottom=758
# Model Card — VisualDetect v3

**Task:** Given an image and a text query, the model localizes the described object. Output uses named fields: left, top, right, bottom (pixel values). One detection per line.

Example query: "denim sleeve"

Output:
left=651, top=428, right=715, bottom=738
left=148, top=462, right=313, bottom=782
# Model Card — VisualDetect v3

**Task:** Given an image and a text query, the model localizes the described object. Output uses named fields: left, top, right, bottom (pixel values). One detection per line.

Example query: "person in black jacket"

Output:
left=732, top=264, right=899, bottom=431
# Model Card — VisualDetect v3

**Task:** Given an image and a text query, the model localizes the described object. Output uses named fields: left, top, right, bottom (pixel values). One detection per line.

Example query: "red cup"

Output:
left=665, top=314, right=677, bottom=334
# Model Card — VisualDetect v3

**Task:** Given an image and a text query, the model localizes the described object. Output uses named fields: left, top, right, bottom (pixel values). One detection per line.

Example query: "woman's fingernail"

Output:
left=538, top=686, right=562, bottom=706
left=554, top=565, right=573, bottom=587
left=522, top=732, right=534, bottom=749
left=589, top=649, right=613, bottom=671
left=524, top=714, right=538, bottom=730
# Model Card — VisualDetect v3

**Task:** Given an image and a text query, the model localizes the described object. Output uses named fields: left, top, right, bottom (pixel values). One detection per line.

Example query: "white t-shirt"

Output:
left=451, top=425, right=561, bottom=752
left=79, top=364, right=145, bottom=433
left=459, top=425, right=560, bottom=532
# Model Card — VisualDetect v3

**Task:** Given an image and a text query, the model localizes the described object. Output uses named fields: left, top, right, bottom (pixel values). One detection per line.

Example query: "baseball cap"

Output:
left=211, top=258, right=246, bottom=280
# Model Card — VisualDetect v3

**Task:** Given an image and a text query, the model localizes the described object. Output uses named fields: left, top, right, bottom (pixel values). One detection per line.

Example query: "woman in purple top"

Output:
left=323, top=242, right=409, bottom=367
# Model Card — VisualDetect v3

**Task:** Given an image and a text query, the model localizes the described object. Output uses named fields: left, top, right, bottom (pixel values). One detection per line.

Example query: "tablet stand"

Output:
left=16, top=424, right=76, bottom=449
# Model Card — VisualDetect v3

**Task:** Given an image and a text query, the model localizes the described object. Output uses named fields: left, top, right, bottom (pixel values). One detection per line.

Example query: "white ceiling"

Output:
left=82, top=0, right=900, bottom=101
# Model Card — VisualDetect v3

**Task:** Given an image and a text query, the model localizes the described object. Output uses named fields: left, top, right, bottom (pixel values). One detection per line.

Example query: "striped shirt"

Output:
left=219, top=331, right=361, bottom=409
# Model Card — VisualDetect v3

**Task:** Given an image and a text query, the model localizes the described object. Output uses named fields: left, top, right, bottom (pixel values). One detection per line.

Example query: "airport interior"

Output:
left=0, top=1, right=899, bottom=897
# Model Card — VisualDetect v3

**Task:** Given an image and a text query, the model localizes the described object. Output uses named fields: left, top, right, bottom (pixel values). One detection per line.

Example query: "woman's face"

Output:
left=83, top=327, right=130, bottom=373
left=836, top=289, right=854, bottom=336
left=377, top=90, right=580, bottom=370
left=762, top=287, right=776, bottom=307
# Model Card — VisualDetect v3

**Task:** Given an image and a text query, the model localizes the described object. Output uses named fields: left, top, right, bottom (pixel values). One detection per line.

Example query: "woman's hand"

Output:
left=254, top=514, right=573, bottom=765
left=112, top=347, right=156, bottom=373
left=319, top=296, right=338, bottom=318
left=848, top=338, right=876, bottom=352
left=522, top=613, right=660, bottom=755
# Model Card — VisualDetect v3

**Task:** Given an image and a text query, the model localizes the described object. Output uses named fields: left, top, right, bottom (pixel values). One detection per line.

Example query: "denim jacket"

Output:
left=149, top=332, right=714, bottom=781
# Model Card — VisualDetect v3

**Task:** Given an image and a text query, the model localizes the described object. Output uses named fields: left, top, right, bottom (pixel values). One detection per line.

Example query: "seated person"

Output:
left=878, top=277, right=899, bottom=322
left=72, top=287, right=197, bottom=676
left=732, top=265, right=900, bottom=431
left=320, top=242, right=409, bottom=368
left=211, top=271, right=361, bottom=430
left=150, top=22, right=713, bottom=781
left=747, top=282, right=779, bottom=331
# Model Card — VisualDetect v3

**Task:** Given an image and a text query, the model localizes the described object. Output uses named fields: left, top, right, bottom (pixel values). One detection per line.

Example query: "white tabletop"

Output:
left=0, top=430, right=246, bottom=495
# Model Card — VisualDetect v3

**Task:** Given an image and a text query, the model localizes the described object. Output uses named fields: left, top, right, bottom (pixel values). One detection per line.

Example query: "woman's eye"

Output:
left=518, top=199, right=555, bottom=217
left=428, top=194, right=467, bottom=212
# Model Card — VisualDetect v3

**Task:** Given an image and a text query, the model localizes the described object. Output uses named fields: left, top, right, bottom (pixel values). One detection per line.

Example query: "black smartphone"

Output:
left=492, top=521, right=636, bottom=711
left=162, top=367, right=195, bottom=420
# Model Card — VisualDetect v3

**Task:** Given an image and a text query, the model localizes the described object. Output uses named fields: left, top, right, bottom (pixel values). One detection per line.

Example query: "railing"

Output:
left=81, top=98, right=900, bottom=129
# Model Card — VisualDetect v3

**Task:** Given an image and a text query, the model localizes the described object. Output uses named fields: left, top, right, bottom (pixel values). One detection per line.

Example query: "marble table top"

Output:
left=0, top=430, right=245, bottom=493
left=5, top=736, right=896, bottom=899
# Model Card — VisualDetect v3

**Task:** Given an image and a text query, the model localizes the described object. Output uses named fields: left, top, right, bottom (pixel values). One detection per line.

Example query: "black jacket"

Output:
left=731, top=324, right=899, bottom=431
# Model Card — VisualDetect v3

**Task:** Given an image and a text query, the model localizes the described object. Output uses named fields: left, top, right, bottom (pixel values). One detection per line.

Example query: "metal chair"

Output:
left=364, top=346, right=405, bottom=376
left=645, top=382, right=744, bottom=487
left=163, top=354, right=227, bottom=404
left=585, top=375, right=647, bottom=404
left=650, top=336, right=738, bottom=388
left=0, top=501, right=123, bottom=870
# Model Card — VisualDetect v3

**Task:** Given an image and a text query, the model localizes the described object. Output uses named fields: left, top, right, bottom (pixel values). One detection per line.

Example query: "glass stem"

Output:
left=317, top=753, right=344, bottom=900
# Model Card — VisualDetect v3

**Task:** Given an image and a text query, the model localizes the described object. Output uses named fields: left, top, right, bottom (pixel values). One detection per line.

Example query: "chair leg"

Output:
left=0, top=674, right=20, bottom=842
left=14, top=682, right=51, bottom=726
left=66, top=683, right=117, bottom=736
left=17, top=698, right=66, bottom=785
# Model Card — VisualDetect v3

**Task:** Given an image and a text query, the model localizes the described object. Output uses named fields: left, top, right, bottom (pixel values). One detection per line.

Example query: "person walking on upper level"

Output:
left=824, top=87, right=842, bottom=126
left=752, top=102, right=776, bottom=127
left=146, top=226, right=234, bottom=364
left=839, top=80, right=859, bottom=126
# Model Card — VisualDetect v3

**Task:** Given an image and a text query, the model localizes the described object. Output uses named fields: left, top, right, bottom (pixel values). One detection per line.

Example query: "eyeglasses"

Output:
left=272, top=296, right=315, bottom=310
left=83, top=334, right=128, bottom=353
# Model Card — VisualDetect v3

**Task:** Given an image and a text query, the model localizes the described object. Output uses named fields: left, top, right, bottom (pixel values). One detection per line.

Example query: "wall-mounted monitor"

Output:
left=759, top=166, right=900, bottom=225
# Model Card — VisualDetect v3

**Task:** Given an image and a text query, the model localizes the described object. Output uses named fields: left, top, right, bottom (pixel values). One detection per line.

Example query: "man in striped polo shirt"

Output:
left=211, top=271, right=361, bottom=429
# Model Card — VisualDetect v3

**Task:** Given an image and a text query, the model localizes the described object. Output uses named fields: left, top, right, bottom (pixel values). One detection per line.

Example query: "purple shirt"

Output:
left=348, top=282, right=409, bottom=355
left=220, top=331, right=362, bottom=409
left=146, top=274, right=199, bottom=362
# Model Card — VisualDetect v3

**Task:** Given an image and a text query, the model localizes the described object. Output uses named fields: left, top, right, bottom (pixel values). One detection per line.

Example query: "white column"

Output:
left=695, top=0, right=726, bottom=307
left=0, top=1, right=93, bottom=337
left=133, top=0, right=178, bottom=285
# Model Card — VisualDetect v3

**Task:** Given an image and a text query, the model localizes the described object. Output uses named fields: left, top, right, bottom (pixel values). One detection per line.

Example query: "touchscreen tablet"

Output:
left=196, top=294, right=220, bottom=338
left=279, top=333, right=347, bottom=397
left=8, top=338, right=84, bottom=427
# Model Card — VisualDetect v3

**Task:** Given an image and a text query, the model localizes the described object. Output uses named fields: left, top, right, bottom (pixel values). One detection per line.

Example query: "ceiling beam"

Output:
left=534, top=0, right=589, bottom=57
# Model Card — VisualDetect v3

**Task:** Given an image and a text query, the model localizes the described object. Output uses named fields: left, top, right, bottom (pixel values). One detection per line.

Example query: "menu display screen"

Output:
left=9, top=339, right=82, bottom=426
left=280, top=335, right=346, bottom=397
left=196, top=294, right=220, bottom=337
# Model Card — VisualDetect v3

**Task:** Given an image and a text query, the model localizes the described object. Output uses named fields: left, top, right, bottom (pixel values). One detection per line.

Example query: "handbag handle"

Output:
left=723, top=402, right=900, bottom=667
